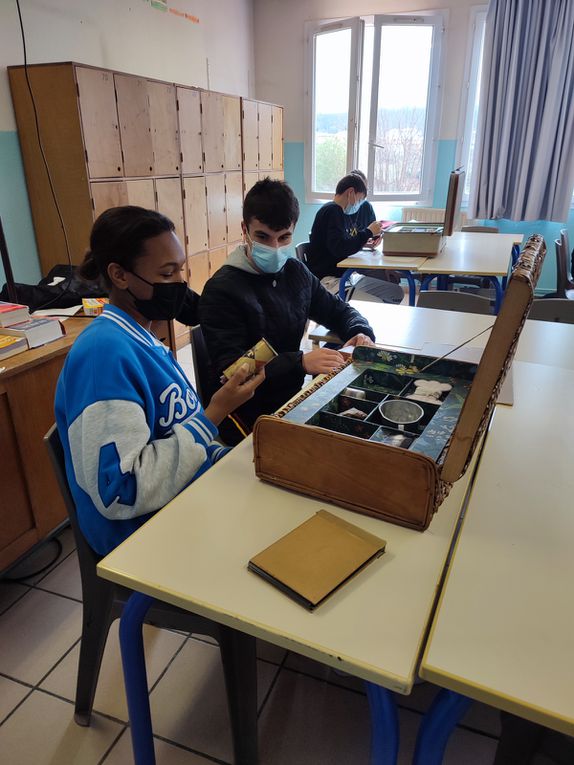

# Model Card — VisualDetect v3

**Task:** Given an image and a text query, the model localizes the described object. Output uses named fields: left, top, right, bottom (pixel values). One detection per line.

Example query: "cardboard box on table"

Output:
left=253, top=235, right=545, bottom=531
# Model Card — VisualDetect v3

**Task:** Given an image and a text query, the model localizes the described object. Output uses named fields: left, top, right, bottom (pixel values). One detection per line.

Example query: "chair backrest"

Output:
left=461, top=225, right=500, bottom=233
left=190, top=324, right=216, bottom=406
left=295, top=241, right=310, bottom=263
left=554, top=237, right=570, bottom=297
left=559, top=228, right=574, bottom=289
left=417, top=290, right=492, bottom=315
left=44, top=424, right=106, bottom=589
left=528, top=298, right=574, bottom=323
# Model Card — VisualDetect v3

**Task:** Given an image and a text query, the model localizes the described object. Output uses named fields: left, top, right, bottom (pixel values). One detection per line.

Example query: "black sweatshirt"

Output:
left=306, top=201, right=375, bottom=280
left=198, top=254, right=375, bottom=430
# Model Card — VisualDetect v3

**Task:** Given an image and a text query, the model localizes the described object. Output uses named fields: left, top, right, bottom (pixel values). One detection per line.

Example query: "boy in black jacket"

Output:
left=199, top=178, right=376, bottom=440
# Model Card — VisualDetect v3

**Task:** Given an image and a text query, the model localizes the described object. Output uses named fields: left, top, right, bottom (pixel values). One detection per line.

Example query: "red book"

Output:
left=0, top=300, right=30, bottom=327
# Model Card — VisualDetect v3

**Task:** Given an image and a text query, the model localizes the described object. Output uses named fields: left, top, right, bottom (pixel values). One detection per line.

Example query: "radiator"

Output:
left=401, top=207, right=469, bottom=227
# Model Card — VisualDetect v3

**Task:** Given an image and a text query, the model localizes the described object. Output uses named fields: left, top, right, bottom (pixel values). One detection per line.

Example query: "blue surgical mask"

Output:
left=247, top=237, right=295, bottom=274
left=344, top=198, right=365, bottom=216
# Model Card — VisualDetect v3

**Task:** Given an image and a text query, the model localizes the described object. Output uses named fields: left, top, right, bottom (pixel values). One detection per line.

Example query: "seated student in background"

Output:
left=306, top=172, right=404, bottom=304
left=199, top=178, right=376, bottom=442
left=55, top=206, right=263, bottom=555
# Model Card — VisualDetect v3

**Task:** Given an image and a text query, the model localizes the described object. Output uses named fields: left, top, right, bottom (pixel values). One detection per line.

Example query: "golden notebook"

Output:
left=248, top=510, right=387, bottom=610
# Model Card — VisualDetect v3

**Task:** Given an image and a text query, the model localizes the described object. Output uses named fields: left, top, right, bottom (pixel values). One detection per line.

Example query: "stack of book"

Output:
left=0, top=300, right=64, bottom=361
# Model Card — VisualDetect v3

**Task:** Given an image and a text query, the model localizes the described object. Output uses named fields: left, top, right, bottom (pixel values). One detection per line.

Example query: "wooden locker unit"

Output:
left=178, top=86, right=203, bottom=174
left=114, top=74, right=154, bottom=177
left=258, top=102, right=273, bottom=171
left=183, top=176, right=209, bottom=254
left=201, top=90, right=225, bottom=172
left=242, top=98, right=259, bottom=170
left=75, top=66, right=123, bottom=178
left=148, top=81, right=180, bottom=175
left=205, top=174, right=227, bottom=248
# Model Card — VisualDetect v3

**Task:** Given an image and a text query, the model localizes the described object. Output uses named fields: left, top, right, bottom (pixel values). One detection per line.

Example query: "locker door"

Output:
left=209, top=246, right=229, bottom=277
left=272, top=105, right=283, bottom=170
left=155, top=178, right=186, bottom=250
left=188, top=252, right=210, bottom=294
left=205, top=174, right=227, bottom=248
left=115, top=74, right=154, bottom=177
left=125, top=179, right=156, bottom=209
left=148, top=81, right=179, bottom=175
left=223, top=95, right=242, bottom=171
left=178, top=87, right=203, bottom=174
left=90, top=181, right=128, bottom=219
left=201, top=91, right=225, bottom=173
left=258, top=103, right=273, bottom=171
left=183, top=176, right=209, bottom=255
left=225, top=171, right=243, bottom=244
left=242, top=99, right=259, bottom=170
left=76, top=67, right=123, bottom=178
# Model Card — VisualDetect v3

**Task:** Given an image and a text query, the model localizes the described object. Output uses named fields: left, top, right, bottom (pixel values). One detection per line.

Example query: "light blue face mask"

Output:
left=248, top=238, right=295, bottom=274
left=344, top=197, right=365, bottom=216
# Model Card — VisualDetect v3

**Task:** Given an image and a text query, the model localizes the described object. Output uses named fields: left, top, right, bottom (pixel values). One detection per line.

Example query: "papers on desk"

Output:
left=32, top=305, right=82, bottom=321
left=421, top=343, right=514, bottom=406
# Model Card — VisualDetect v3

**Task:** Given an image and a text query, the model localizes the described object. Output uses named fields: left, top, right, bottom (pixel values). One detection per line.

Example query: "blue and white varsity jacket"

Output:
left=55, top=305, right=228, bottom=556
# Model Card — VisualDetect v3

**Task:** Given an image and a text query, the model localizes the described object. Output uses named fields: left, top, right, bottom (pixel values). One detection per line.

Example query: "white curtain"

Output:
left=469, top=0, right=574, bottom=221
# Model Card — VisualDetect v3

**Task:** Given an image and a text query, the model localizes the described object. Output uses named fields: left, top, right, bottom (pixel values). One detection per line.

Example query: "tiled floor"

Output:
left=0, top=315, right=502, bottom=764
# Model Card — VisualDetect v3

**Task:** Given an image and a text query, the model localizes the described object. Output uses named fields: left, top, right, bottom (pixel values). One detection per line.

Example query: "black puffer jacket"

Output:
left=198, top=255, right=375, bottom=430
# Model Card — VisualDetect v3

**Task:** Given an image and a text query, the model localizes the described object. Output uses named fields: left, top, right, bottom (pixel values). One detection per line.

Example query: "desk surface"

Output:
left=417, top=231, right=521, bottom=275
left=310, top=303, right=574, bottom=371
left=421, top=361, right=574, bottom=736
left=337, top=231, right=521, bottom=276
left=98, top=437, right=478, bottom=695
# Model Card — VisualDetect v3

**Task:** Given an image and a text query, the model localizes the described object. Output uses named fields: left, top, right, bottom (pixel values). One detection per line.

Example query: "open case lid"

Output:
left=442, top=168, right=465, bottom=236
left=440, top=234, right=546, bottom=483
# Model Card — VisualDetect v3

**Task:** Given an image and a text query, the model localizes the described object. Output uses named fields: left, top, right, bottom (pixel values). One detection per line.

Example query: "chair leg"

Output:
left=74, top=584, right=116, bottom=725
left=218, top=626, right=259, bottom=765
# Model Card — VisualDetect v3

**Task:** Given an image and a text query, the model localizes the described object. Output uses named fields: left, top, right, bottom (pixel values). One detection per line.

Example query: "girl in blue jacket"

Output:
left=55, top=206, right=263, bottom=555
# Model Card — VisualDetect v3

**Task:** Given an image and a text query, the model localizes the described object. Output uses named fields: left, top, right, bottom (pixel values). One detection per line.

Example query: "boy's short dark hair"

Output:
left=243, top=177, right=300, bottom=230
left=336, top=174, right=367, bottom=196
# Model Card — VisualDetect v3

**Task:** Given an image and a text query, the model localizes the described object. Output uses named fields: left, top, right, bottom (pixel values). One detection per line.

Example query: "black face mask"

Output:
left=127, top=271, right=187, bottom=321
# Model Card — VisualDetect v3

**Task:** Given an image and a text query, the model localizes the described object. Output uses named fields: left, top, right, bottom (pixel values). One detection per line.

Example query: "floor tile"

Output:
left=35, top=551, right=82, bottom=601
left=0, top=676, right=31, bottom=724
left=396, top=704, right=497, bottom=765
left=149, top=638, right=278, bottom=761
left=0, top=582, right=30, bottom=616
left=258, top=669, right=372, bottom=765
left=103, top=728, right=215, bottom=764
left=0, top=691, right=123, bottom=765
left=5, top=526, right=76, bottom=585
left=41, top=620, right=187, bottom=722
left=0, top=588, right=81, bottom=685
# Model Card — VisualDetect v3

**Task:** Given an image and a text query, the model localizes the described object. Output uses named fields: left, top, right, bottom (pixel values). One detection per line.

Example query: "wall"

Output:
left=253, top=0, right=568, bottom=292
left=0, top=0, right=254, bottom=285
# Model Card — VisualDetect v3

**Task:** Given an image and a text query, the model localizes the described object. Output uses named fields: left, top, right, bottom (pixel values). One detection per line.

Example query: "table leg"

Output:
left=365, top=682, right=399, bottom=765
left=489, top=276, right=503, bottom=314
left=420, top=275, right=436, bottom=292
left=119, top=592, right=156, bottom=765
left=412, top=688, right=473, bottom=765
left=219, top=626, right=259, bottom=765
left=339, top=269, right=355, bottom=300
left=397, top=270, right=417, bottom=306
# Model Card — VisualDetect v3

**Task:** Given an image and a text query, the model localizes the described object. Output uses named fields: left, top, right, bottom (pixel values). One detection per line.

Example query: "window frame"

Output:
left=367, top=14, right=445, bottom=204
left=456, top=5, right=488, bottom=205
left=304, top=17, right=364, bottom=202
left=305, top=12, right=445, bottom=204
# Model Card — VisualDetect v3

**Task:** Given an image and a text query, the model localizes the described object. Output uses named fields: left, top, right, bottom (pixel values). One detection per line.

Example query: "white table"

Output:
left=414, top=361, right=574, bottom=762
left=310, top=302, right=574, bottom=371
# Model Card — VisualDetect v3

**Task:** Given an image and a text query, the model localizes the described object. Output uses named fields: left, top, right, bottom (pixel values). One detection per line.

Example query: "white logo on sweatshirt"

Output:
left=158, top=383, right=200, bottom=428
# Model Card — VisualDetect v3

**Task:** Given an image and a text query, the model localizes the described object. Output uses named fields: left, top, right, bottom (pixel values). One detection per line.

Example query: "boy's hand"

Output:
left=205, top=364, right=265, bottom=426
left=345, top=333, right=375, bottom=347
left=302, top=348, right=346, bottom=375
left=367, top=220, right=382, bottom=237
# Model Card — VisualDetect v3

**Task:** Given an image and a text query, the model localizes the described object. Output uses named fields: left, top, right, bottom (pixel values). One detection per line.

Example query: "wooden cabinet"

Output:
left=0, top=320, right=88, bottom=571
left=8, top=60, right=284, bottom=328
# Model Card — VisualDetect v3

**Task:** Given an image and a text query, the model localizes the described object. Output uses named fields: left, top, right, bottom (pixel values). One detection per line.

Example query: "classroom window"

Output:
left=458, top=8, right=487, bottom=203
left=306, top=14, right=444, bottom=203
